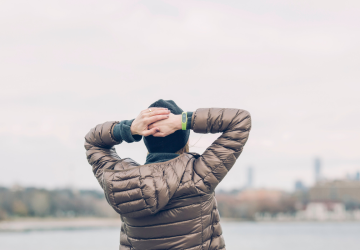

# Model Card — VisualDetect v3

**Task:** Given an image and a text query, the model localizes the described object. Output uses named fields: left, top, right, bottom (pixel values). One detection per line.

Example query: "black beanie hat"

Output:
left=143, top=99, right=190, bottom=153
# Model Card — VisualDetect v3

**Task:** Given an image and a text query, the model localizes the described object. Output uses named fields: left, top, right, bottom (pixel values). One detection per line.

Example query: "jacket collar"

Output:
left=145, top=153, right=179, bottom=165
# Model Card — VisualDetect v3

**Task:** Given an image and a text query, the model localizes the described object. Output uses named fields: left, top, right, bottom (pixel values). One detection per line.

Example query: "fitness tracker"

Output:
left=181, top=112, right=187, bottom=130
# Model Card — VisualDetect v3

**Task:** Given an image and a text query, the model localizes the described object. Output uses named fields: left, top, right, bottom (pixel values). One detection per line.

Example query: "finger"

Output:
left=142, top=127, right=160, bottom=137
left=153, top=132, right=167, bottom=137
left=146, top=115, right=169, bottom=125
left=149, top=107, right=168, bottom=110
left=148, top=116, right=167, bottom=128
left=144, top=109, right=170, bottom=117
left=142, top=107, right=168, bottom=114
left=148, top=122, right=161, bottom=129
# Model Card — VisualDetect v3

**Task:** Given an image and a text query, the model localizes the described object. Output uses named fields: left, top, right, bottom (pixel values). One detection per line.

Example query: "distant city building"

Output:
left=309, top=180, right=360, bottom=204
left=237, top=189, right=284, bottom=203
left=256, top=201, right=360, bottom=222
left=247, top=166, right=253, bottom=188
left=303, top=202, right=346, bottom=221
left=294, top=180, right=306, bottom=191
left=346, top=172, right=360, bottom=181
left=314, top=158, right=321, bottom=183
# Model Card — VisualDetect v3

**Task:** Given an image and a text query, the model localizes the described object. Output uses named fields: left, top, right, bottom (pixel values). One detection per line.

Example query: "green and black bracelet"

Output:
left=181, top=112, right=187, bottom=130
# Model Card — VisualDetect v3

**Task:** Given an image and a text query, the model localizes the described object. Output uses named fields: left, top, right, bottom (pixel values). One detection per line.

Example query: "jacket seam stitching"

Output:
left=122, top=222, right=134, bottom=249
left=171, top=162, right=180, bottom=182
left=121, top=207, right=151, bottom=215
left=194, top=152, right=238, bottom=187
left=108, top=174, right=122, bottom=215
left=126, top=230, right=203, bottom=241
left=114, top=197, right=143, bottom=206
left=111, top=187, right=141, bottom=195
left=206, top=108, right=211, bottom=133
left=200, top=195, right=204, bottom=250
left=151, top=167, right=158, bottom=212
left=164, top=170, right=171, bottom=201
left=192, top=110, right=198, bottom=130
left=98, top=125, right=106, bottom=145
left=126, top=215, right=202, bottom=228
left=231, top=127, right=251, bottom=132
left=208, top=146, right=242, bottom=166
left=202, top=157, right=224, bottom=179
left=229, top=114, right=250, bottom=131
left=210, top=142, right=237, bottom=153
left=225, top=110, right=237, bottom=131
left=158, top=198, right=202, bottom=213
left=218, top=108, right=225, bottom=133
left=138, top=168, right=151, bottom=211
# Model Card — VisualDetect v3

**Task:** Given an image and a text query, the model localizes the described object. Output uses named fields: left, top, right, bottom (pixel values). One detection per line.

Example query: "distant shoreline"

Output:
left=1, top=217, right=360, bottom=233
left=0, top=218, right=121, bottom=232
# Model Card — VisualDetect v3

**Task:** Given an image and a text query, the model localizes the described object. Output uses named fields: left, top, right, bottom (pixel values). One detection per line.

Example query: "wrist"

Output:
left=130, top=123, right=138, bottom=135
left=174, top=115, right=182, bottom=130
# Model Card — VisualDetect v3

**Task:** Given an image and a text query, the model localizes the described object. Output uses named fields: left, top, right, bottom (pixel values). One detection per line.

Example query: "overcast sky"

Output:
left=1, top=0, right=360, bottom=191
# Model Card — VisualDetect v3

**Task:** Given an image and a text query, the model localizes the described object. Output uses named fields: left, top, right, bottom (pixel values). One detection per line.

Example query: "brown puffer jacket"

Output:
left=85, top=108, right=251, bottom=250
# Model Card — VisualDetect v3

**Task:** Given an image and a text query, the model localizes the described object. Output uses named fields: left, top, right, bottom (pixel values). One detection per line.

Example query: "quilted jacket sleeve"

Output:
left=84, top=121, right=121, bottom=190
left=84, top=121, right=186, bottom=218
left=191, top=108, right=251, bottom=193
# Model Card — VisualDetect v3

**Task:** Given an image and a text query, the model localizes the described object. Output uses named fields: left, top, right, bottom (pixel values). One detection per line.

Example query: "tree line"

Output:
left=0, top=186, right=117, bottom=220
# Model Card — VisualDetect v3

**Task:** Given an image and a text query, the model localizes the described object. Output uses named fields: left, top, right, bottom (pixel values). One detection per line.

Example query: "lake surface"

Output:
left=1, top=221, right=360, bottom=250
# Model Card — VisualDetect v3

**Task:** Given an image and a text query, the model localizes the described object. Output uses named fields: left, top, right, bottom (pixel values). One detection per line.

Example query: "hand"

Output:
left=131, top=108, right=170, bottom=136
left=148, top=113, right=182, bottom=137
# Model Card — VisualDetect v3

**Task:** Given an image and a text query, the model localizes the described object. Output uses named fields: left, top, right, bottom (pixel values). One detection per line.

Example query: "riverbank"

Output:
left=0, top=218, right=121, bottom=232
left=1, top=221, right=360, bottom=250
left=2, top=217, right=360, bottom=233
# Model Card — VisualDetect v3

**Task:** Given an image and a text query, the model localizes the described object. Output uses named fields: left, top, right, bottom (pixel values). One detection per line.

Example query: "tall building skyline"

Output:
left=247, top=166, right=253, bottom=189
left=314, top=158, right=321, bottom=183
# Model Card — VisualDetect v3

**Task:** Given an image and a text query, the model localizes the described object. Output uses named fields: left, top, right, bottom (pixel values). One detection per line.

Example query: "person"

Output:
left=84, top=99, right=251, bottom=250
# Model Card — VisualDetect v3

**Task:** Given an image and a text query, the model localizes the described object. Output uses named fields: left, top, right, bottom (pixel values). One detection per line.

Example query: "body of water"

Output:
left=1, top=221, right=359, bottom=250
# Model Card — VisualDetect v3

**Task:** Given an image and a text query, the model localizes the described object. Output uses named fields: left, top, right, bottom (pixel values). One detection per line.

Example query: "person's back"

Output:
left=84, top=99, right=251, bottom=250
